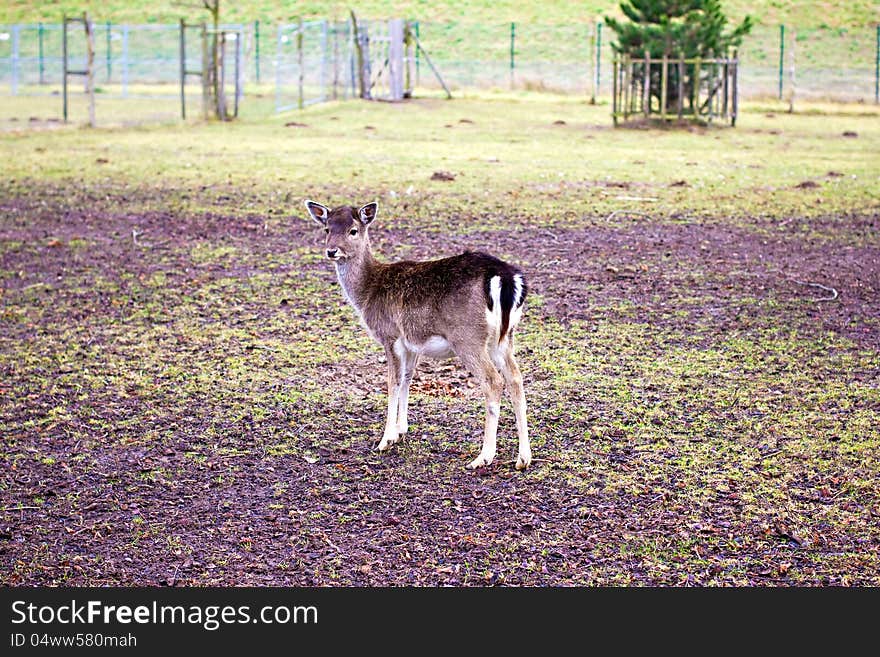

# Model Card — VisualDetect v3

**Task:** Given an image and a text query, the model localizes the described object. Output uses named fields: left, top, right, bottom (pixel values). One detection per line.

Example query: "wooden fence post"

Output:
left=403, top=21, right=414, bottom=98
left=388, top=19, right=405, bottom=101
left=589, top=20, right=596, bottom=105
left=612, top=55, right=618, bottom=125
left=707, top=52, right=714, bottom=123
left=642, top=52, right=650, bottom=116
left=731, top=50, right=738, bottom=127
left=660, top=54, right=668, bottom=120
left=722, top=55, right=729, bottom=118
left=217, top=31, right=227, bottom=119
left=201, top=23, right=209, bottom=119
left=84, top=13, right=96, bottom=127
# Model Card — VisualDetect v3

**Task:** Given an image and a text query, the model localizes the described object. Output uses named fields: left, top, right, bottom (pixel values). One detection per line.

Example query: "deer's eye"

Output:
left=349, top=228, right=358, bottom=236
left=324, top=228, right=329, bottom=234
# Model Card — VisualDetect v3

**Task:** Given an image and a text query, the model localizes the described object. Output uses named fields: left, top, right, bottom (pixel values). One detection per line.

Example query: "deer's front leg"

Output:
left=377, top=345, right=402, bottom=452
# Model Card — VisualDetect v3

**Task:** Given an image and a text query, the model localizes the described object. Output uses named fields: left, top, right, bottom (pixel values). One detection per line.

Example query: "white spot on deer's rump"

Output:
left=485, top=275, right=502, bottom=329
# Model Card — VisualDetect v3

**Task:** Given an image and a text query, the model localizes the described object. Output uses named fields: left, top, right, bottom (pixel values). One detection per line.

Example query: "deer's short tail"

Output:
left=486, top=271, right=527, bottom=344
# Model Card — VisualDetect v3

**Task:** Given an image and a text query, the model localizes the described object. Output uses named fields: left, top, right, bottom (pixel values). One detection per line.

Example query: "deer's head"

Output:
left=305, top=200, right=378, bottom=263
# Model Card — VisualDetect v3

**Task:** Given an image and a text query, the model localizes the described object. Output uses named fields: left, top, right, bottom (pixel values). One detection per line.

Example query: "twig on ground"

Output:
left=321, top=533, right=343, bottom=554
left=606, top=209, right=654, bottom=222
left=132, top=229, right=155, bottom=248
left=168, top=562, right=182, bottom=587
left=793, top=280, right=838, bottom=302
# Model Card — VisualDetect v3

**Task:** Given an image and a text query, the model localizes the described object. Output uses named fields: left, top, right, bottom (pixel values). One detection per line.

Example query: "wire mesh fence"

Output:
left=1, top=19, right=877, bottom=125
left=274, top=20, right=356, bottom=112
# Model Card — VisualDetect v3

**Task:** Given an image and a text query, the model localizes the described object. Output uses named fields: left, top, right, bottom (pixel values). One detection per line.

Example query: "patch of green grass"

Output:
left=2, top=94, right=878, bottom=226
left=1, top=1, right=876, bottom=28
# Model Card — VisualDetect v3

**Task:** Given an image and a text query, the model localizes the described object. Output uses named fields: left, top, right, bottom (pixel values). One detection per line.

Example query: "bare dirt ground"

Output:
left=1, top=183, right=878, bottom=585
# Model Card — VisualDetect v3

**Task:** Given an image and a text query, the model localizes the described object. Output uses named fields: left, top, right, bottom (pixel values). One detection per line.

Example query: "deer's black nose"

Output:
left=327, top=248, right=338, bottom=258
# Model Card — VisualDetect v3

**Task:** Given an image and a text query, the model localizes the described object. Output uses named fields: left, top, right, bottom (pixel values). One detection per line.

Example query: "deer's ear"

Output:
left=358, top=201, right=378, bottom=226
left=304, top=200, right=330, bottom=226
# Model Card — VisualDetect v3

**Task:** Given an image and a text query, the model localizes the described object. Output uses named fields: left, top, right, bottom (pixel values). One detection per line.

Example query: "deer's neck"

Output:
left=334, top=248, right=377, bottom=314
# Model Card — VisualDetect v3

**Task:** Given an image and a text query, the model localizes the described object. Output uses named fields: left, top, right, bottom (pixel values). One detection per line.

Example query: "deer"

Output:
left=304, top=200, right=532, bottom=470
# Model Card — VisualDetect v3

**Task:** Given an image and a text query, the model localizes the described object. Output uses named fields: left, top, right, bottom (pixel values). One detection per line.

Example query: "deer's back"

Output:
left=361, top=251, right=524, bottom=344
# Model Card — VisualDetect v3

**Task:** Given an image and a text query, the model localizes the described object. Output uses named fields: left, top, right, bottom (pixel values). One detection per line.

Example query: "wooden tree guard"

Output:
left=612, top=54, right=739, bottom=127
left=403, top=23, right=415, bottom=98
left=179, top=20, right=207, bottom=120
left=62, top=13, right=95, bottom=126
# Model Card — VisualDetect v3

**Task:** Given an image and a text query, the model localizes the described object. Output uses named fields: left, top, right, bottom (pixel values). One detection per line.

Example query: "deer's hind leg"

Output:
left=458, top=348, right=504, bottom=469
left=493, top=334, right=531, bottom=470
left=397, top=347, right=420, bottom=436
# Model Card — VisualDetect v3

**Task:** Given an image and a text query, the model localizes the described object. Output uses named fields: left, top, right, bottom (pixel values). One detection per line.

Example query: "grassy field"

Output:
left=1, top=94, right=879, bottom=585
left=1, top=0, right=878, bottom=27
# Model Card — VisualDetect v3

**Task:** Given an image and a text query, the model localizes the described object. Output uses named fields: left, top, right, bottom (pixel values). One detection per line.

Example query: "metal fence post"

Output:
left=875, top=24, right=879, bottom=104
left=63, top=18, right=68, bottom=121
left=509, top=22, right=515, bottom=89
left=235, top=28, right=242, bottom=116
left=38, top=22, right=45, bottom=85
left=596, top=21, right=602, bottom=96
left=121, top=24, right=129, bottom=98
left=778, top=24, right=785, bottom=100
left=321, top=19, right=328, bottom=101
left=254, top=20, right=260, bottom=83
left=415, top=21, right=420, bottom=86
left=106, top=21, right=111, bottom=80
left=180, top=19, right=186, bottom=119
left=11, top=25, right=20, bottom=95
left=274, top=24, right=281, bottom=113
left=297, top=20, right=304, bottom=109
left=589, top=21, right=596, bottom=104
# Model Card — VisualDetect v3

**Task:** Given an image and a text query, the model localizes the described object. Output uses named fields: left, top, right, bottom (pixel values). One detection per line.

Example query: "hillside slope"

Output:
left=1, top=1, right=876, bottom=28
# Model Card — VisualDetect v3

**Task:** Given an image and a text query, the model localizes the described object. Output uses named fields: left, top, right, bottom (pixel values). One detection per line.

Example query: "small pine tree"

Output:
left=606, top=0, right=752, bottom=116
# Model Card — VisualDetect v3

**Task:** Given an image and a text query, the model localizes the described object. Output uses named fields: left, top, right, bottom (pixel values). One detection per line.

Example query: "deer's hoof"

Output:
left=515, top=452, right=532, bottom=470
left=466, top=454, right=494, bottom=470
left=377, top=433, right=400, bottom=452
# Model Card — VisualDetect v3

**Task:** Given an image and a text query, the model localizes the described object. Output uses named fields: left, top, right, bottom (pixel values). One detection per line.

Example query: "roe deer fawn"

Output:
left=304, top=200, right=531, bottom=470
